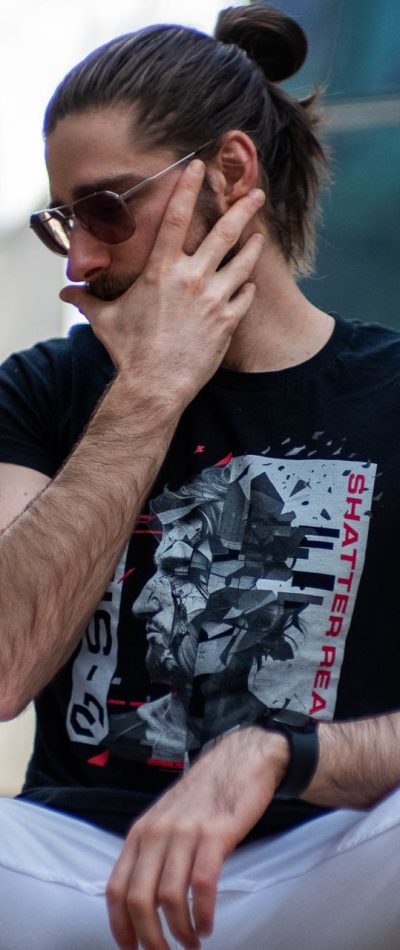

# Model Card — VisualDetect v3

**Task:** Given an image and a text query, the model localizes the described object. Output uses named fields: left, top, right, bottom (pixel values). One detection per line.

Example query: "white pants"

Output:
left=1, top=791, right=400, bottom=950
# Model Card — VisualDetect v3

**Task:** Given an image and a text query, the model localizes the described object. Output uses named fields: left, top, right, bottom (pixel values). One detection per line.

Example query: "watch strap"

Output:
left=257, top=709, right=319, bottom=800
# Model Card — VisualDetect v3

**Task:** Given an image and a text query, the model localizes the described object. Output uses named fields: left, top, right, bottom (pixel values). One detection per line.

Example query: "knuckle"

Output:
left=105, top=880, right=119, bottom=904
left=181, top=269, right=205, bottom=294
left=215, top=220, right=237, bottom=245
left=203, top=287, right=221, bottom=310
left=221, top=305, right=238, bottom=324
left=164, top=207, right=189, bottom=231
left=127, top=886, right=149, bottom=915
left=143, top=264, right=164, bottom=286
left=158, top=884, right=179, bottom=909
left=239, top=248, right=259, bottom=271
left=191, top=870, right=214, bottom=893
left=177, top=819, right=199, bottom=838
left=148, top=816, right=170, bottom=837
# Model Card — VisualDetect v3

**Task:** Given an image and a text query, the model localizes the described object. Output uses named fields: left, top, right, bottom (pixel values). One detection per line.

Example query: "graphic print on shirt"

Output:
left=66, top=548, right=127, bottom=746
left=66, top=455, right=376, bottom=762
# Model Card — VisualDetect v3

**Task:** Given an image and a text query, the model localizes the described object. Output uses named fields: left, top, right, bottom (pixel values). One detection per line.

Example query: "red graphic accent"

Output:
left=215, top=452, right=233, bottom=467
left=88, top=750, right=110, bottom=767
left=194, top=445, right=205, bottom=454
left=132, top=513, right=162, bottom=536
left=147, top=757, right=184, bottom=769
left=117, top=567, right=136, bottom=584
left=132, top=530, right=163, bottom=535
left=107, top=698, right=146, bottom=708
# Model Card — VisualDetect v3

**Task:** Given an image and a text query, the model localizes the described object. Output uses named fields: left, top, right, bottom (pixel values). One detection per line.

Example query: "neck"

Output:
left=222, top=245, right=334, bottom=373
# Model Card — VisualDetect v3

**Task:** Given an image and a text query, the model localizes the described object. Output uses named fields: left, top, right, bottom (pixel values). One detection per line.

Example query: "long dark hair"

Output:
left=44, top=5, right=329, bottom=275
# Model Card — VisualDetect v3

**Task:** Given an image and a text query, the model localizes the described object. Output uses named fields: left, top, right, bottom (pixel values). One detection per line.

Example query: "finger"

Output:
left=123, top=837, right=172, bottom=950
left=106, top=846, right=140, bottom=950
left=213, top=232, right=265, bottom=301
left=224, top=281, right=257, bottom=326
left=190, top=840, right=223, bottom=939
left=194, top=188, right=265, bottom=272
left=157, top=840, right=200, bottom=950
left=149, top=159, right=206, bottom=265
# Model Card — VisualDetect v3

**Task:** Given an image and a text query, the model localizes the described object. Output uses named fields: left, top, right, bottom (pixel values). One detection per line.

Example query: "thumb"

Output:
left=59, top=283, right=93, bottom=315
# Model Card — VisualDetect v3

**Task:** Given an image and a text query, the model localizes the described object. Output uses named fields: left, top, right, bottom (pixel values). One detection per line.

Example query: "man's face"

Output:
left=45, top=107, right=222, bottom=300
left=132, top=517, right=210, bottom=683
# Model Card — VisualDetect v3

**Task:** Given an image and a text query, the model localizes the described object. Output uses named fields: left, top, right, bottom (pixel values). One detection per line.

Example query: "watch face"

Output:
left=270, top=709, right=316, bottom=731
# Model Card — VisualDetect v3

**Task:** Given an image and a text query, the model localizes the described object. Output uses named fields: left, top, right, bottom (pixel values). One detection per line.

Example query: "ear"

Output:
left=208, top=131, right=259, bottom=208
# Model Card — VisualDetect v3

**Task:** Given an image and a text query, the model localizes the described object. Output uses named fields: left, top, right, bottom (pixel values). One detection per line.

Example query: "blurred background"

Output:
left=0, top=0, right=399, bottom=793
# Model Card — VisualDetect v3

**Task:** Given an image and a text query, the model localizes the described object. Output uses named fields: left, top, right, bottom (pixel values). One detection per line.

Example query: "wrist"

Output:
left=114, top=345, right=202, bottom=416
left=249, top=726, right=291, bottom=793
left=111, top=371, right=185, bottom=420
left=254, top=709, right=319, bottom=800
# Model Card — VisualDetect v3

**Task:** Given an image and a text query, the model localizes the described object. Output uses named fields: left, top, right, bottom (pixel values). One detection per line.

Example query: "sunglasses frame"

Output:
left=30, top=142, right=213, bottom=256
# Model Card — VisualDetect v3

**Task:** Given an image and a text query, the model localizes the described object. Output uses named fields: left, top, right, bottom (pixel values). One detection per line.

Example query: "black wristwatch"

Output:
left=256, top=708, right=319, bottom=800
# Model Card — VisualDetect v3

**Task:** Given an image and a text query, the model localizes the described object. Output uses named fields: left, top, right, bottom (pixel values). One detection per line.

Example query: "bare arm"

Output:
left=305, top=711, right=400, bottom=809
left=0, top=464, right=50, bottom=530
left=0, top=162, right=265, bottom=719
left=0, top=381, right=181, bottom=720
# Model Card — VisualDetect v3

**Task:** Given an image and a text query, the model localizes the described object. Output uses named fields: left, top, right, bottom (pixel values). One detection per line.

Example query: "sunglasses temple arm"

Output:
left=122, top=142, right=214, bottom=201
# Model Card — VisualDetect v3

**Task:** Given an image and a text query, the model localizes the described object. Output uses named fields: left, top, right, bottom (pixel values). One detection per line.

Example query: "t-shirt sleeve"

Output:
left=0, top=337, right=72, bottom=478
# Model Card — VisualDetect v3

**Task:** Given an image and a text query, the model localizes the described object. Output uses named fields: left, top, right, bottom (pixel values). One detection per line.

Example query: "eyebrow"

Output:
left=50, top=173, right=143, bottom=209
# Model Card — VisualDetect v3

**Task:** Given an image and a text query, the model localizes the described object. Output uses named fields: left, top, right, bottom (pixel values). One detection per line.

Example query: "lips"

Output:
left=146, top=624, right=168, bottom=643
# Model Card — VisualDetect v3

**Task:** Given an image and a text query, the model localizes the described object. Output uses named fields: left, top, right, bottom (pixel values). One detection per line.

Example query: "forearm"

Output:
left=0, top=374, right=181, bottom=719
left=303, top=712, right=400, bottom=810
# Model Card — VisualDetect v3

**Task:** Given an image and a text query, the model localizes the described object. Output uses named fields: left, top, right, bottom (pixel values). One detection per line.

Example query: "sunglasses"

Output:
left=30, top=145, right=210, bottom=257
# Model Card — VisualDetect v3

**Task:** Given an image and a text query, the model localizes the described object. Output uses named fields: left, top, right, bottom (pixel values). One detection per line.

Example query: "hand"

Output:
left=60, top=160, right=265, bottom=409
left=106, top=727, right=288, bottom=950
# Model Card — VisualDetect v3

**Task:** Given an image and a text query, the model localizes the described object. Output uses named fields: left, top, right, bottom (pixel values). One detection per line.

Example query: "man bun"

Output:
left=215, top=4, right=307, bottom=83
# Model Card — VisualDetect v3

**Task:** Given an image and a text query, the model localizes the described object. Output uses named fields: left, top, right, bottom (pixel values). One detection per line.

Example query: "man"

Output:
left=1, top=5, right=400, bottom=949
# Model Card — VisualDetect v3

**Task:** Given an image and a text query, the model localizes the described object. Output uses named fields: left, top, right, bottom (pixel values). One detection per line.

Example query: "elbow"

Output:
left=0, top=684, right=32, bottom=722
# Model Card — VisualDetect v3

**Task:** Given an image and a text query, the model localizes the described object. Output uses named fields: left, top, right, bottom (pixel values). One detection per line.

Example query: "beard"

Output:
left=85, top=271, right=138, bottom=300
left=198, top=173, right=243, bottom=269
left=86, top=176, right=241, bottom=301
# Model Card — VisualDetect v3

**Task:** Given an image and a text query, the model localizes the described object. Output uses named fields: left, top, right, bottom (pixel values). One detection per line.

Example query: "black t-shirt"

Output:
left=1, top=314, right=400, bottom=838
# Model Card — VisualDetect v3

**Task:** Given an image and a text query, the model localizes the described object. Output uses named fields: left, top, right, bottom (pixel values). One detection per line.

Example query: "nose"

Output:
left=66, top=220, right=112, bottom=283
left=132, top=580, right=158, bottom=618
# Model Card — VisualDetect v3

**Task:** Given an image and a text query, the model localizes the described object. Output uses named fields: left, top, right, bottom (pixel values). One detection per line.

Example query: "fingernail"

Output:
left=189, top=159, right=205, bottom=176
left=250, top=188, right=265, bottom=206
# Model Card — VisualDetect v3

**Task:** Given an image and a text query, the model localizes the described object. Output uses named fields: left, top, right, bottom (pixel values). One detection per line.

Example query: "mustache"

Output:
left=86, top=272, right=138, bottom=300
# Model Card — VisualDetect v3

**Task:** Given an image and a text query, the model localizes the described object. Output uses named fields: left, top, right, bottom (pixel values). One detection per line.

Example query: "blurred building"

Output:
left=263, top=0, right=400, bottom=328
left=0, top=225, right=65, bottom=363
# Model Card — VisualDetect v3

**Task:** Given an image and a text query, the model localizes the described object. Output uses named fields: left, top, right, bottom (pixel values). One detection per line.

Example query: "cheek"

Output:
left=175, top=583, right=208, bottom=621
left=182, top=186, right=222, bottom=257
left=130, top=187, right=175, bottom=247
left=113, top=229, right=151, bottom=269
left=109, top=196, right=165, bottom=270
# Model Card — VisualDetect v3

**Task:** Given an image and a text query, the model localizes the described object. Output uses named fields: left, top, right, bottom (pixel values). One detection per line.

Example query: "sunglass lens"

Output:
left=30, top=211, right=70, bottom=257
left=30, top=212, right=70, bottom=256
left=76, top=193, right=134, bottom=244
